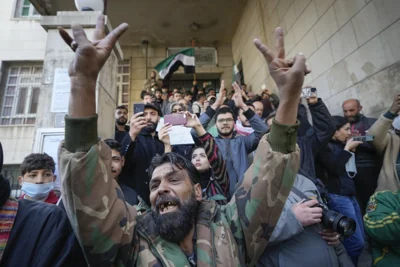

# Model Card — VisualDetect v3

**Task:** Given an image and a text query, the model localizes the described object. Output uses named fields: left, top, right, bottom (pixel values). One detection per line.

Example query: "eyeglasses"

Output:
left=217, top=118, right=234, bottom=124
left=172, top=109, right=182, bottom=113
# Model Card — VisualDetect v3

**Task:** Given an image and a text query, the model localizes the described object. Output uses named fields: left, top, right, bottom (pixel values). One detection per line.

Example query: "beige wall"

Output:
left=0, top=0, right=47, bottom=61
left=0, top=0, right=47, bottom=165
left=233, top=0, right=400, bottom=117
left=122, top=45, right=233, bottom=106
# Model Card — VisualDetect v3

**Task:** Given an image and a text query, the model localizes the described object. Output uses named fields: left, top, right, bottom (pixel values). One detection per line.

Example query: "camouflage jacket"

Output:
left=59, top=115, right=299, bottom=266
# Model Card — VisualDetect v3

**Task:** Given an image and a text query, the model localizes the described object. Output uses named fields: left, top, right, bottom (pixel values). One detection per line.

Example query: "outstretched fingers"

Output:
left=275, top=27, right=285, bottom=59
left=93, top=14, right=106, bottom=42
left=253, top=38, right=274, bottom=65
left=58, top=27, right=74, bottom=48
left=103, top=23, right=129, bottom=48
left=72, top=24, right=91, bottom=46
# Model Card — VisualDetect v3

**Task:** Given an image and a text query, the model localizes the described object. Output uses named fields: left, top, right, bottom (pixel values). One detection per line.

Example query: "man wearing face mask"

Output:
left=18, top=153, right=58, bottom=204
left=366, top=93, right=400, bottom=192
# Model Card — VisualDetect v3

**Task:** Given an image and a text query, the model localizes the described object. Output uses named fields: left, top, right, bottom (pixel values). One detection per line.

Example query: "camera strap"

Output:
left=291, top=186, right=308, bottom=200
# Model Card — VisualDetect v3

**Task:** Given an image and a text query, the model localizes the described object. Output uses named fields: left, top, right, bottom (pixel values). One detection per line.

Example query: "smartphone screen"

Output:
left=133, top=103, right=145, bottom=114
left=164, top=114, right=186, bottom=126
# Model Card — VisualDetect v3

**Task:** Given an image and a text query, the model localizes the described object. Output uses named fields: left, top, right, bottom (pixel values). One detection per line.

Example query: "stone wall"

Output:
left=0, top=0, right=47, bottom=61
left=122, top=44, right=233, bottom=106
left=232, top=0, right=400, bottom=117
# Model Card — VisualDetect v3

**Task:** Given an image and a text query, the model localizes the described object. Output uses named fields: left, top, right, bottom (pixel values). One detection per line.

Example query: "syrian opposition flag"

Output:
left=155, top=48, right=195, bottom=81
left=233, top=62, right=241, bottom=85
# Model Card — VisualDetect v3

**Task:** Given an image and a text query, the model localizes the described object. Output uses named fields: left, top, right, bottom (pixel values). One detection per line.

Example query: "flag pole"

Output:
left=191, top=39, right=196, bottom=83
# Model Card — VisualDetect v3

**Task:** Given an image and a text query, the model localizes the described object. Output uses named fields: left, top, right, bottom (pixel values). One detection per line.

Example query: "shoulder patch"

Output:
left=367, top=201, right=377, bottom=213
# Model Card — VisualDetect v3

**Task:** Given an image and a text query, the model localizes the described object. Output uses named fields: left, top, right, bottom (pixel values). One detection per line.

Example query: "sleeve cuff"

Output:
left=383, top=111, right=397, bottom=120
left=205, top=106, right=216, bottom=118
left=243, top=108, right=256, bottom=120
left=269, top=118, right=299, bottom=153
left=64, top=115, right=98, bottom=153
left=198, top=132, right=211, bottom=142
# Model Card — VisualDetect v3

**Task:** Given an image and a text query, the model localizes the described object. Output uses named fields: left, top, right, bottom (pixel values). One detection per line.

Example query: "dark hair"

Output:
left=242, top=83, right=247, bottom=87
left=207, top=88, right=216, bottom=93
left=184, top=91, right=193, bottom=97
left=116, top=105, right=128, bottom=112
left=104, top=139, right=122, bottom=154
left=216, top=107, right=235, bottom=120
left=332, top=116, right=348, bottom=131
left=148, top=153, right=200, bottom=184
left=142, top=92, right=152, bottom=99
left=155, top=89, right=162, bottom=94
left=253, top=95, right=262, bottom=101
left=173, top=91, right=181, bottom=96
left=196, top=93, right=206, bottom=101
left=20, top=153, right=55, bottom=176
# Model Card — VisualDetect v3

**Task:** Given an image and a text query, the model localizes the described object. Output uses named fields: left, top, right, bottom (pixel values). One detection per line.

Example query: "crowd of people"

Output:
left=1, top=15, right=400, bottom=267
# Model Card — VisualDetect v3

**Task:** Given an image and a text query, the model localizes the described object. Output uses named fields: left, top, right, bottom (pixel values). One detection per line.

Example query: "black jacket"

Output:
left=1, top=199, right=86, bottom=267
left=297, top=99, right=335, bottom=181
left=350, top=115, right=380, bottom=168
left=120, top=131, right=164, bottom=205
left=115, top=124, right=130, bottom=144
left=319, top=141, right=357, bottom=196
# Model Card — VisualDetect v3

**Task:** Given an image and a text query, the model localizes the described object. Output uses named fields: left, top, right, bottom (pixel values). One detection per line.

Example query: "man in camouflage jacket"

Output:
left=58, top=16, right=309, bottom=266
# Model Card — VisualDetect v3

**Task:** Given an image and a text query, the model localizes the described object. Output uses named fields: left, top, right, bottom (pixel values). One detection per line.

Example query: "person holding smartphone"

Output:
left=318, top=116, right=365, bottom=266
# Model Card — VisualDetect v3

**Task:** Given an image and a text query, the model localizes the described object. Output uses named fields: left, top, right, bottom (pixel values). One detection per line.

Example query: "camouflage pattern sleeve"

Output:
left=59, top=115, right=138, bottom=266
left=224, top=119, right=300, bottom=266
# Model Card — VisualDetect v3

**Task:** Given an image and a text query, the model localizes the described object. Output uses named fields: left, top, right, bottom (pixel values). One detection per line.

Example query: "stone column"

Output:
left=37, top=11, right=123, bottom=142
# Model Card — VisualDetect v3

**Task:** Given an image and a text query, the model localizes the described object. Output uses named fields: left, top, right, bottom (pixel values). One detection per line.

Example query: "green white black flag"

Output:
left=155, top=48, right=195, bottom=80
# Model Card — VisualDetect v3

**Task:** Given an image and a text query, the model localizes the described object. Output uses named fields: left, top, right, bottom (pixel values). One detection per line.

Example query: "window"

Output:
left=14, top=0, right=40, bottom=18
left=0, top=65, right=43, bottom=125
left=117, top=60, right=131, bottom=107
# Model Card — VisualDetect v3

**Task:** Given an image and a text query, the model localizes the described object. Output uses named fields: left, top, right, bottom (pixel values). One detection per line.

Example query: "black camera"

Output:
left=209, top=97, right=216, bottom=105
left=311, top=200, right=356, bottom=237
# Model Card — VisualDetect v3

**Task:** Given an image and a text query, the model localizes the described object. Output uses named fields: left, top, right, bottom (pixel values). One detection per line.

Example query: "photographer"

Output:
left=318, top=116, right=365, bottom=266
left=258, top=174, right=353, bottom=267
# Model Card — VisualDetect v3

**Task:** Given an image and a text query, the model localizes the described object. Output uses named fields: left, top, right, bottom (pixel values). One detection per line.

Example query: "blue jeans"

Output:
left=328, top=194, right=365, bottom=266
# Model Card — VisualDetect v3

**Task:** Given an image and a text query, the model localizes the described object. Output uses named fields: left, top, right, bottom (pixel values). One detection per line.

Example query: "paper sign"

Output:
left=42, top=134, right=64, bottom=189
left=169, top=126, right=194, bottom=145
left=51, top=68, right=70, bottom=113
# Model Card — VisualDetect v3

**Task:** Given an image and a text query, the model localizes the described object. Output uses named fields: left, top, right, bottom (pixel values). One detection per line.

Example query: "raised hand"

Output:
left=232, top=82, right=247, bottom=110
left=158, top=123, right=172, bottom=145
left=254, top=27, right=311, bottom=124
left=345, top=139, right=363, bottom=152
left=129, top=113, right=147, bottom=141
left=184, top=111, right=201, bottom=129
left=211, top=80, right=226, bottom=110
left=389, top=93, right=400, bottom=115
left=59, top=15, right=128, bottom=80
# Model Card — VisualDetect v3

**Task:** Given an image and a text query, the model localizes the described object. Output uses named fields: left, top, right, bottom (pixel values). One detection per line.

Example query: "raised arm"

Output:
left=307, top=96, right=335, bottom=154
left=224, top=27, right=310, bottom=265
left=186, top=111, right=229, bottom=197
left=58, top=15, right=136, bottom=265
left=368, top=94, right=400, bottom=154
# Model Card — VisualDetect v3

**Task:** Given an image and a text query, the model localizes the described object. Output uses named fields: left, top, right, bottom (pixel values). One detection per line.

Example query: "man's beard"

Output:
left=143, top=121, right=158, bottom=133
left=217, top=126, right=234, bottom=137
left=151, top=192, right=197, bottom=243
left=346, top=113, right=361, bottom=123
left=116, top=118, right=127, bottom=126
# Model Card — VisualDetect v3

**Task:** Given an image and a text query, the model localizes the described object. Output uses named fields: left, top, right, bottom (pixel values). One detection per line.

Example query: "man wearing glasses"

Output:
left=193, top=82, right=268, bottom=197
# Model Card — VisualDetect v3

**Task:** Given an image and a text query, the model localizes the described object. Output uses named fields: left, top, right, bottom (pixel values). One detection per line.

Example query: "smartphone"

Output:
left=352, top=136, right=374, bottom=142
left=133, top=103, right=145, bottom=114
left=164, top=114, right=186, bottom=126
left=301, top=87, right=317, bottom=98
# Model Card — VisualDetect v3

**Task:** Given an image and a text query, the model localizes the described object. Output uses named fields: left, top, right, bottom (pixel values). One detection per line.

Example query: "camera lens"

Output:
left=322, top=210, right=356, bottom=237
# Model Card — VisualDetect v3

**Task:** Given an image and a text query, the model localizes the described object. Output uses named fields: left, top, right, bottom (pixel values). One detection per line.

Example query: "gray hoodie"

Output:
left=257, top=174, right=351, bottom=267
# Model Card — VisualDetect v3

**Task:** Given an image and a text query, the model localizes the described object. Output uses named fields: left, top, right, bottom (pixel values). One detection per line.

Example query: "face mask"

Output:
left=21, top=182, right=54, bottom=200
left=345, top=152, right=357, bottom=178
